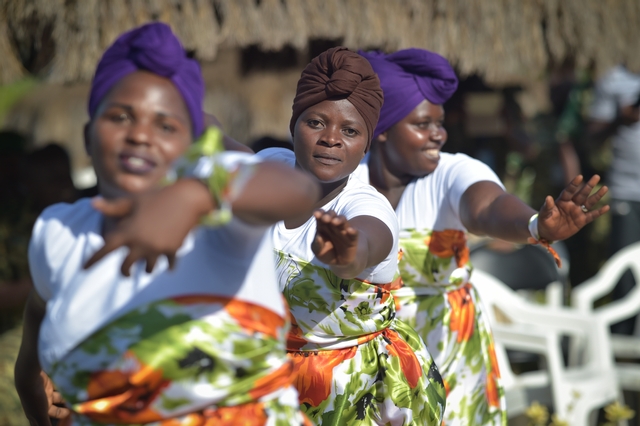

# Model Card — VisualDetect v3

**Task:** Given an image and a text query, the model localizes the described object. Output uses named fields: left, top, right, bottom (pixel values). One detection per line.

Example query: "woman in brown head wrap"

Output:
left=258, top=47, right=446, bottom=425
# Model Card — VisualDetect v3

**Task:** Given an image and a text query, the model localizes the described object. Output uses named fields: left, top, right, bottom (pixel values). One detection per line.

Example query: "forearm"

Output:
left=460, top=182, right=536, bottom=244
left=15, top=292, right=51, bottom=426
left=471, top=193, right=535, bottom=243
left=15, top=363, right=51, bottom=425
left=231, top=163, right=320, bottom=226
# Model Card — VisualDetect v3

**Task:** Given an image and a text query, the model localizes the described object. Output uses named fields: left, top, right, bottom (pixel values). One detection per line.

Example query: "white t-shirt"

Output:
left=354, top=152, right=504, bottom=232
left=257, top=148, right=399, bottom=284
left=589, top=65, right=640, bottom=202
left=30, top=152, right=285, bottom=371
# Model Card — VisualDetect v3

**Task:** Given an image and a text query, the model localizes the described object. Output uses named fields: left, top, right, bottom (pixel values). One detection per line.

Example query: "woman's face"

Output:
left=86, top=71, right=192, bottom=199
left=293, top=99, right=368, bottom=184
left=377, top=99, right=447, bottom=179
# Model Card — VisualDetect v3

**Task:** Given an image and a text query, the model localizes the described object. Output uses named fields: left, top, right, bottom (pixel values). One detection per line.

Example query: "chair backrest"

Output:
left=473, top=270, right=615, bottom=371
left=474, top=270, right=619, bottom=423
left=572, top=242, right=640, bottom=326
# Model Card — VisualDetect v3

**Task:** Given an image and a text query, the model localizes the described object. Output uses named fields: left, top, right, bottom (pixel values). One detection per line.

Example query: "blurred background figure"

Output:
left=588, top=65, right=640, bottom=335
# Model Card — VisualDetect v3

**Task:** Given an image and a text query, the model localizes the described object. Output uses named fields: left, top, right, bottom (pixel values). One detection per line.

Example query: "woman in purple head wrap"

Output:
left=356, top=48, right=610, bottom=425
left=15, top=22, right=320, bottom=425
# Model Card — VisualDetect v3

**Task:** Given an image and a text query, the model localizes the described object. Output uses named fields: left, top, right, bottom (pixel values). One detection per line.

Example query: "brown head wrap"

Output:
left=289, top=47, right=383, bottom=146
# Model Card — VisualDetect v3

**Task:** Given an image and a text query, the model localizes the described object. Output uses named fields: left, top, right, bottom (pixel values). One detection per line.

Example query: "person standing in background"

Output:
left=588, top=65, right=640, bottom=335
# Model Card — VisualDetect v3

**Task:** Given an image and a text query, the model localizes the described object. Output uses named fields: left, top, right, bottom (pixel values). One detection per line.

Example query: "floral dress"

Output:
left=258, top=147, right=446, bottom=426
left=278, top=254, right=446, bottom=426
left=31, top=129, right=310, bottom=425
left=356, top=153, right=508, bottom=426
left=47, top=296, right=307, bottom=425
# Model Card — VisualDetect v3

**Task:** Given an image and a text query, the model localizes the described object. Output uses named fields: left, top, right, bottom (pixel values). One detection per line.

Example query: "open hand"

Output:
left=311, top=210, right=359, bottom=266
left=537, top=174, right=609, bottom=242
left=84, top=180, right=213, bottom=276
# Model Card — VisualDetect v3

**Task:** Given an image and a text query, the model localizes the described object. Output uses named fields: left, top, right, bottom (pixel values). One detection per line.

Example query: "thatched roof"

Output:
left=2, top=0, right=639, bottom=86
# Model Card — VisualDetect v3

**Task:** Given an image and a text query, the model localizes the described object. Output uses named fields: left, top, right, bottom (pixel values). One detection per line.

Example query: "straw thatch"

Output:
left=1, top=0, right=639, bottom=86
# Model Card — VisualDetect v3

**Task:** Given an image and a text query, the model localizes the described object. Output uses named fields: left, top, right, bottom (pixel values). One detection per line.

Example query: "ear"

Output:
left=83, top=122, right=92, bottom=157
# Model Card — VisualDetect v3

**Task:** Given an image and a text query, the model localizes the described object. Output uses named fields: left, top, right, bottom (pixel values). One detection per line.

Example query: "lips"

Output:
left=313, top=153, right=342, bottom=166
left=119, top=153, right=157, bottom=174
left=422, top=147, right=440, bottom=161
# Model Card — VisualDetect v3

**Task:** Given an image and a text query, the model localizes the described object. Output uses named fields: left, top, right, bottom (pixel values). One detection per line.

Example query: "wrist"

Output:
left=528, top=213, right=540, bottom=241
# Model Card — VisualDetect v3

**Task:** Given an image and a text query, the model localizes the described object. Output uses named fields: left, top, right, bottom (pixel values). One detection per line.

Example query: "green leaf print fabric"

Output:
left=394, top=229, right=507, bottom=426
left=276, top=250, right=446, bottom=425
left=47, top=295, right=310, bottom=425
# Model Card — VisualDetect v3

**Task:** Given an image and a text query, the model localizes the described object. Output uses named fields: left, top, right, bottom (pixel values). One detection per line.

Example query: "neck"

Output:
left=368, top=143, right=414, bottom=190
left=283, top=165, right=349, bottom=229
left=367, top=143, right=413, bottom=209
left=316, top=178, right=349, bottom=209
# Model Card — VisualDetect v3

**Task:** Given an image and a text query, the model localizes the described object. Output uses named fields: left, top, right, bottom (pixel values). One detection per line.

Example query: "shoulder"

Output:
left=418, top=153, right=494, bottom=183
left=254, top=147, right=295, bottom=167
left=333, top=175, right=398, bottom=231
left=31, top=198, right=98, bottom=251
left=341, top=174, right=393, bottom=207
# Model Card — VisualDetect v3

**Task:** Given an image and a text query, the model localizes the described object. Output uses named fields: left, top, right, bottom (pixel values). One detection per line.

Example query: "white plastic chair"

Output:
left=571, top=242, right=640, bottom=392
left=473, top=270, right=620, bottom=425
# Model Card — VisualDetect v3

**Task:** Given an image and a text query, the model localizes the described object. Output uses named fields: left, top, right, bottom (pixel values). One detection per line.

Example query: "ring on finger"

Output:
left=580, top=204, right=589, bottom=213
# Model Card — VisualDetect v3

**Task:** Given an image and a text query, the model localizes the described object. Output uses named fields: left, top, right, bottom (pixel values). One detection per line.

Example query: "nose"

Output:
left=429, top=123, right=443, bottom=142
left=126, top=120, right=152, bottom=146
left=318, top=126, right=342, bottom=148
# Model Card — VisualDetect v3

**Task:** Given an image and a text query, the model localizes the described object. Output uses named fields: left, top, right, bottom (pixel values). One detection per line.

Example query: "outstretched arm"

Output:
left=85, top=161, right=320, bottom=276
left=460, top=175, right=609, bottom=244
left=312, top=211, right=393, bottom=279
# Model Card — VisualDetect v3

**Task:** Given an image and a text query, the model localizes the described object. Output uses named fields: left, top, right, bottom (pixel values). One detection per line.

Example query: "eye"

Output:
left=160, top=122, right=177, bottom=134
left=343, top=127, right=358, bottom=137
left=307, top=119, right=323, bottom=128
left=108, top=112, right=130, bottom=123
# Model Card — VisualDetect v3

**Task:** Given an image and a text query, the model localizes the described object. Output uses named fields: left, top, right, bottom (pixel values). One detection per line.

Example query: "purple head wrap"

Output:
left=359, top=48, right=458, bottom=139
left=88, top=22, right=205, bottom=137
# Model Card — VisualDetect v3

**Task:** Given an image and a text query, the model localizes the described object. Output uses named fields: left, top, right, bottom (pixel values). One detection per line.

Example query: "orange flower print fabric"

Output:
left=277, top=251, right=446, bottom=425
left=394, top=229, right=507, bottom=426
left=46, top=296, right=309, bottom=426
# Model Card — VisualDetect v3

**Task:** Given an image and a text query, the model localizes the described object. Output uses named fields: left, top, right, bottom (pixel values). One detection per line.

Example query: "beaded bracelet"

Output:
left=527, top=213, right=562, bottom=268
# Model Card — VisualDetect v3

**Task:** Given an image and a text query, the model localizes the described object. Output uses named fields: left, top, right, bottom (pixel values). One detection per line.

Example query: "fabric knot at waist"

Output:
left=285, top=278, right=402, bottom=352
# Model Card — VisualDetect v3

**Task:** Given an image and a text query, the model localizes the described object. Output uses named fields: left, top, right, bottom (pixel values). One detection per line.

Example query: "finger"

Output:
left=313, top=209, right=324, bottom=220
left=120, top=248, right=143, bottom=277
left=330, top=214, right=348, bottom=228
left=166, top=253, right=177, bottom=270
left=539, top=196, right=556, bottom=218
left=92, top=197, right=134, bottom=218
left=585, top=204, right=611, bottom=223
left=583, top=185, right=609, bottom=209
left=572, top=175, right=600, bottom=205
left=145, top=255, right=158, bottom=274
left=51, top=391, right=65, bottom=405
left=559, top=175, right=584, bottom=202
left=83, top=235, right=127, bottom=269
left=48, top=404, right=71, bottom=419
